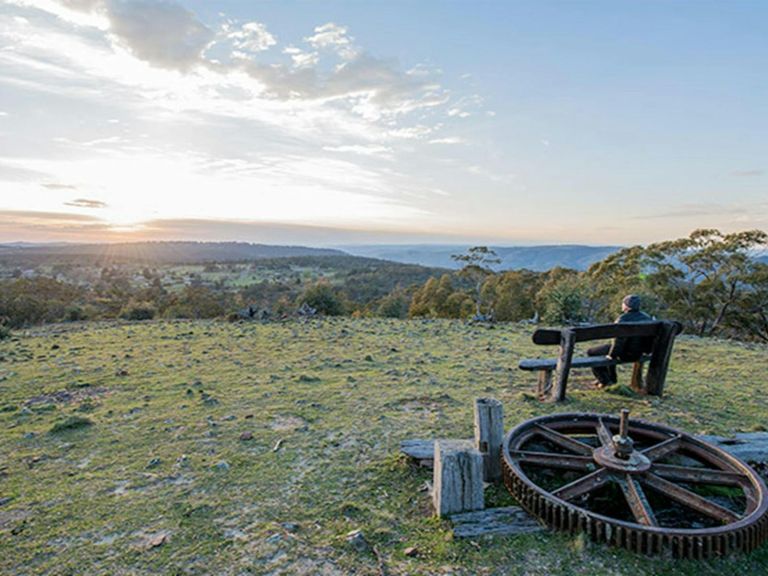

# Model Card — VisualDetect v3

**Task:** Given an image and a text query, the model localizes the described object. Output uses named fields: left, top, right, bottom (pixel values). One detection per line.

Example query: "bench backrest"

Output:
left=531, top=321, right=682, bottom=346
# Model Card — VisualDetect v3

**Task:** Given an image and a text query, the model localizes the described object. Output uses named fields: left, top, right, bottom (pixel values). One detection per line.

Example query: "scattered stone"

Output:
left=146, top=458, right=162, bottom=469
left=22, top=432, right=35, bottom=439
left=146, top=533, right=167, bottom=549
left=175, top=455, right=190, bottom=468
left=264, top=533, right=282, bottom=545
left=346, top=529, right=370, bottom=553
left=213, top=461, right=230, bottom=472
left=404, top=546, right=419, bottom=557
left=222, top=414, right=236, bottom=421
left=239, top=431, right=253, bottom=441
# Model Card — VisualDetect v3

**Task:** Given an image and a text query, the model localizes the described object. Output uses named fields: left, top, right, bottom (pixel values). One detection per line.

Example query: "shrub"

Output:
left=49, top=416, right=93, bottom=434
left=296, top=282, right=343, bottom=316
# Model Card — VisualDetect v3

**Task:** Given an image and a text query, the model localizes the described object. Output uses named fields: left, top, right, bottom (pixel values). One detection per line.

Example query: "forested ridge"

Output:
left=1, top=229, right=766, bottom=342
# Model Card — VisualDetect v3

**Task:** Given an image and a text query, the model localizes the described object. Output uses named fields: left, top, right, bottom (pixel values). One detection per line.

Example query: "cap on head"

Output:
left=622, top=294, right=641, bottom=311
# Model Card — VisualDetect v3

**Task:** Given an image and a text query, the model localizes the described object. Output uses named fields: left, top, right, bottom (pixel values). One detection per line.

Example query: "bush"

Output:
left=49, top=416, right=93, bottom=434
left=120, top=302, right=156, bottom=321
left=0, top=325, right=11, bottom=340
left=296, top=282, right=343, bottom=316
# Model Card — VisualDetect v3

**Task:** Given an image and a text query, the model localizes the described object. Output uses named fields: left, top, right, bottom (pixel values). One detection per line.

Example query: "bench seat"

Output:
left=519, top=354, right=653, bottom=372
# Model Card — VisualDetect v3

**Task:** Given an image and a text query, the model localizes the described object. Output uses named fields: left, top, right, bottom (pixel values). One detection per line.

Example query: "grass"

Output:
left=0, top=318, right=766, bottom=575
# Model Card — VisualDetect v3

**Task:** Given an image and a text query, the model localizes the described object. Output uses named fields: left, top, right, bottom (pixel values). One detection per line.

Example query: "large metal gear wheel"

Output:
left=502, top=410, right=768, bottom=558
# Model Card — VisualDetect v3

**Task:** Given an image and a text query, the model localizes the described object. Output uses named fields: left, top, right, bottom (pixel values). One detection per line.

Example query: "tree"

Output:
left=296, top=281, right=343, bottom=316
left=644, top=229, right=768, bottom=337
left=451, top=246, right=501, bottom=318
left=536, top=267, right=591, bottom=325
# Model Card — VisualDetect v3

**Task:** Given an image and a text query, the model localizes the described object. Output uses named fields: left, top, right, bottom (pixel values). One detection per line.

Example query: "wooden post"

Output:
left=630, top=361, right=644, bottom=393
left=474, top=398, right=504, bottom=482
left=551, top=328, right=575, bottom=402
left=537, top=369, right=553, bottom=398
left=645, top=321, right=677, bottom=396
left=433, top=440, right=484, bottom=517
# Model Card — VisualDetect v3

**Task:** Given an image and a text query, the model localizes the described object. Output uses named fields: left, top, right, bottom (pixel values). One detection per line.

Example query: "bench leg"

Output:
left=537, top=370, right=553, bottom=399
left=630, top=361, right=644, bottom=393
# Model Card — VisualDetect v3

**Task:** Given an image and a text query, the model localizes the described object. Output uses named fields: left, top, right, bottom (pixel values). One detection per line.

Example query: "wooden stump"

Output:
left=433, top=440, right=484, bottom=517
left=474, top=398, right=504, bottom=482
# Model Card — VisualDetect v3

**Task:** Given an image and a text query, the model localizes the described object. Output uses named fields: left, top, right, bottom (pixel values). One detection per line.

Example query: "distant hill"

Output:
left=0, top=241, right=346, bottom=264
left=340, top=244, right=623, bottom=271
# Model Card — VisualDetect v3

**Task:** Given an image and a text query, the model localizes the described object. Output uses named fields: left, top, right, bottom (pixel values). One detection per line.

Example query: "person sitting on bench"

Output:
left=587, top=294, right=652, bottom=387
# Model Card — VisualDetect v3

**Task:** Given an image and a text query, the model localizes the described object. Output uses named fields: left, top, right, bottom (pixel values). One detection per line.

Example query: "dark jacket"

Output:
left=608, top=310, right=653, bottom=360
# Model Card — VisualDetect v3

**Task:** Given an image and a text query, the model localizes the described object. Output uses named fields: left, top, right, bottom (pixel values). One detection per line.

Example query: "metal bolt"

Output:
left=619, top=409, right=630, bottom=439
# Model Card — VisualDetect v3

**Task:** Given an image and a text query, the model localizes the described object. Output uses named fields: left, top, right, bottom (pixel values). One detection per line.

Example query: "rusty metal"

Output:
left=502, top=410, right=768, bottom=558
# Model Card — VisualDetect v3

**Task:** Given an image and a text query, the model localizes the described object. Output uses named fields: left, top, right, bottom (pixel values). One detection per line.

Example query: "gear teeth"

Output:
left=502, top=413, right=768, bottom=559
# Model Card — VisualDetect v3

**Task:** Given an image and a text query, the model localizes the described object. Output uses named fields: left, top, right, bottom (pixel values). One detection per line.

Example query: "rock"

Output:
left=281, top=522, right=299, bottom=533
left=239, top=431, right=253, bottom=441
left=264, top=533, right=282, bottom=545
left=345, top=529, right=370, bottom=553
left=404, top=546, right=419, bottom=557
left=23, top=432, right=35, bottom=439
left=115, top=369, right=128, bottom=377
left=146, top=533, right=167, bottom=549
left=244, top=414, right=254, bottom=419
left=213, top=461, right=230, bottom=472
left=0, top=497, right=13, bottom=506
left=364, top=354, right=374, bottom=362
left=222, top=414, right=236, bottom=421
left=146, top=458, right=162, bottom=469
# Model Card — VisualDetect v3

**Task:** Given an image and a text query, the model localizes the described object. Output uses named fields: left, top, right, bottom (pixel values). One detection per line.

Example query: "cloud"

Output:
left=322, top=144, right=393, bottom=158
left=304, top=22, right=357, bottom=60
left=43, top=182, right=77, bottom=189
left=429, top=137, right=464, bottom=145
left=64, top=197, right=108, bottom=208
left=731, top=169, right=764, bottom=177
left=224, top=20, right=276, bottom=53
left=105, top=0, right=213, bottom=71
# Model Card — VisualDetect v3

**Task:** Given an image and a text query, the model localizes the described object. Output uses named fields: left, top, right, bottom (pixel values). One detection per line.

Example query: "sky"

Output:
left=0, top=0, right=766, bottom=246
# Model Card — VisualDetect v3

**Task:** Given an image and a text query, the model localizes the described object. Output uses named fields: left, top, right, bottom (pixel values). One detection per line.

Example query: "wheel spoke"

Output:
left=533, top=424, right=593, bottom=456
left=596, top=418, right=613, bottom=448
left=510, top=450, right=596, bottom=472
left=552, top=468, right=609, bottom=501
left=642, top=434, right=683, bottom=461
left=617, top=474, right=657, bottom=526
left=642, top=473, right=741, bottom=524
left=653, top=464, right=746, bottom=486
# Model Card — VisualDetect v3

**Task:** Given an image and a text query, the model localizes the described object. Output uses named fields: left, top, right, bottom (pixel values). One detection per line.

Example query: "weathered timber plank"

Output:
left=474, top=398, right=504, bottom=482
left=532, top=322, right=662, bottom=345
left=700, top=433, right=768, bottom=463
left=433, top=440, right=484, bottom=517
left=520, top=354, right=652, bottom=371
left=451, top=506, right=543, bottom=538
left=401, top=438, right=468, bottom=461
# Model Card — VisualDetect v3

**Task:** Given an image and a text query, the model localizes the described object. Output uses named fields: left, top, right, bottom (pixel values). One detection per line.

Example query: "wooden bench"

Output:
left=519, top=321, right=682, bottom=402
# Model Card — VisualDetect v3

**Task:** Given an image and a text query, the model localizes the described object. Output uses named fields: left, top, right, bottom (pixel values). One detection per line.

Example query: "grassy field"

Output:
left=0, top=319, right=766, bottom=575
